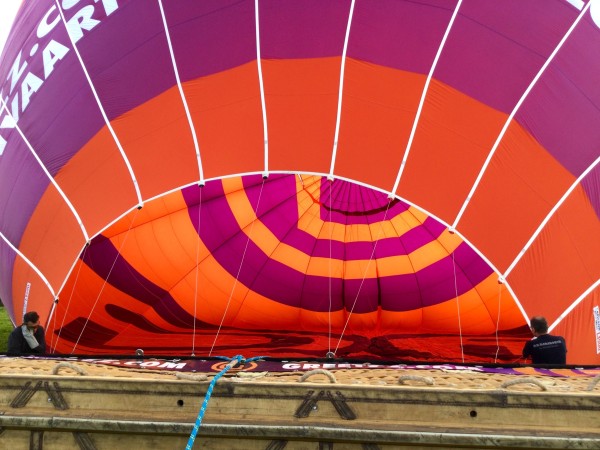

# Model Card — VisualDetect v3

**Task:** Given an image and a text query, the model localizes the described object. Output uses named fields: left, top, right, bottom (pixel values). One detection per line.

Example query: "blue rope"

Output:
left=185, top=355, right=265, bottom=449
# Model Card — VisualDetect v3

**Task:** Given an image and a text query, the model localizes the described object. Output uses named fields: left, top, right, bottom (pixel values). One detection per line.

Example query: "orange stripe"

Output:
left=111, top=85, right=200, bottom=199
left=397, top=78, right=508, bottom=224
left=507, top=184, right=600, bottom=322
left=221, top=177, right=464, bottom=278
left=264, top=58, right=340, bottom=174
left=183, top=61, right=264, bottom=178
left=18, top=184, right=86, bottom=291
left=335, top=58, right=426, bottom=191
left=107, top=193, right=213, bottom=291
left=460, top=121, right=575, bottom=272
left=296, top=175, right=430, bottom=240
left=55, top=126, right=139, bottom=236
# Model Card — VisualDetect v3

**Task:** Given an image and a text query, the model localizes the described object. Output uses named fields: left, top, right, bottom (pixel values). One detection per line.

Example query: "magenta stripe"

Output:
left=348, top=0, right=456, bottom=75
left=0, top=241, right=17, bottom=321
left=181, top=178, right=493, bottom=311
left=515, top=13, right=600, bottom=178
left=234, top=175, right=446, bottom=257
left=259, top=0, right=351, bottom=58
left=433, top=0, right=577, bottom=114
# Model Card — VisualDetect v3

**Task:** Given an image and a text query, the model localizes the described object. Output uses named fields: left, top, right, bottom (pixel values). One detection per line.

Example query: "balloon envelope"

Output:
left=0, top=0, right=598, bottom=363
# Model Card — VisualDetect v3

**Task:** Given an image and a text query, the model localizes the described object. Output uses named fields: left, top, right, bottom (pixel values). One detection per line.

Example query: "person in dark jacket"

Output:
left=7, top=311, right=46, bottom=355
left=522, top=316, right=566, bottom=364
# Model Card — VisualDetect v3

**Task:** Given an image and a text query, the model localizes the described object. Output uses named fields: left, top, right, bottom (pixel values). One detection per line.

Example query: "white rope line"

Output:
left=157, top=0, right=204, bottom=184
left=254, top=0, right=269, bottom=174
left=54, top=0, right=143, bottom=206
left=452, top=251, right=465, bottom=363
left=70, top=208, right=140, bottom=354
left=451, top=0, right=593, bottom=230
left=49, top=299, right=63, bottom=354
left=494, top=282, right=502, bottom=363
left=51, top=244, right=89, bottom=352
left=0, top=97, right=89, bottom=242
left=328, top=0, right=356, bottom=176
left=327, top=179, right=334, bottom=354
left=209, top=179, right=266, bottom=356
left=391, top=0, right=463, bottom=194
left=0, top=232, right=56, bottom=300
left=334, top=199, right=393, bottom=354
left=191, top=186, right=203, bottom=356
left=390, top=206, right=425, bottom=329
left=504, top=154, right=600, bottom=279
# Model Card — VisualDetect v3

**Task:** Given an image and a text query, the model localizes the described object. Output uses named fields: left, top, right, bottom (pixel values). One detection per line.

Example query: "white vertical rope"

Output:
left=47, top=298, right=59, bottom=353
left=391, top=0, right=463, bottom=194
left=451, top=0, right=593, bottom=230
left=209, top=179, right=266, bottom=356
left=157, top=0, right=204, bottom=184
left=334, top=199, right=392, bottom=354
left=452, top=251, right=465, bottom=363
left=328, top=0, right=356, bottom=176
left=191, top=186, right=203, bottom=356
left=494, top=282, right=502, bottom=363
left=0, top=98, right=89, bottom=242
left=51, top=244, right=89, bottom=352
left=327, top=179, right=334, bottom=354
left=254, top=0, right=269, bottom=175
left=70, top=208, right=140, bottom=354
left=54, top=0, right=143, bottom=206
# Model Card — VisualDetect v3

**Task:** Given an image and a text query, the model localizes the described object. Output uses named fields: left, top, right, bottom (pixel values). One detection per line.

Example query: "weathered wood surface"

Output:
left=0, top=359, right=599, bottom=449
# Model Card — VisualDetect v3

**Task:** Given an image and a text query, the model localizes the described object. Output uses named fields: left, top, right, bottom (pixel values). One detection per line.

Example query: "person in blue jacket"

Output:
left=522, top=316, right=566, bottom=364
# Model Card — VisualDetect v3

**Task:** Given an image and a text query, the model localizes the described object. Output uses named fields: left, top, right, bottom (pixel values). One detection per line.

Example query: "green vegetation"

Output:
left=0, top=306, right=14, bottom=352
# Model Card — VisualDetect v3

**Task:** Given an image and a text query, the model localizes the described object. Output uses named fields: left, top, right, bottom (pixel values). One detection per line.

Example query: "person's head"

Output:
left=529, top=316, right=548, bottom=335
left=23, top=311, right=40, bottom=331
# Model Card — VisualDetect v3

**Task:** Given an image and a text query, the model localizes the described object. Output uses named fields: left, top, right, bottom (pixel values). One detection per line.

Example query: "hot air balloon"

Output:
left=0, top=0, right=598, bottom=363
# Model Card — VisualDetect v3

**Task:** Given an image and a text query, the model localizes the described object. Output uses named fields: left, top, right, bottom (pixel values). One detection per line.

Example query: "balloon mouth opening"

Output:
left=48, top=173, right=521, bottom=360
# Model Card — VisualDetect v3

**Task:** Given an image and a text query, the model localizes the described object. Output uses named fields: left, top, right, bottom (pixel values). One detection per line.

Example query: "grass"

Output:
left=0, top=306, right=14, bottom=352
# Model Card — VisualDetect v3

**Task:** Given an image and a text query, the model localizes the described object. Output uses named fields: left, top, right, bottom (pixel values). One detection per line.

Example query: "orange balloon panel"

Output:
left=460, top=121, right=576, bottom=272
left=508, top=184, right=600, bottom=323
left=334, top=58, right=425, bottom=190
left=550, top=288, right=600, bottom=365
left=110, top=85, right=200, bottom=199
left=185, top=61, right=265, bottom=179
left=396, top=78, right=508, bottom=224
left=264, top=58, right=340, bottom=174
